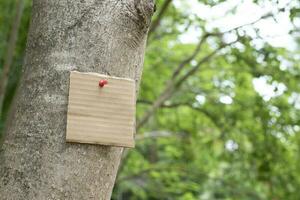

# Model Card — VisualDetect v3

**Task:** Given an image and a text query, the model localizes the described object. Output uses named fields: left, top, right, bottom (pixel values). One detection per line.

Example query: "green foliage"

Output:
left=113, top=0, right=300, bottom=199
left=0, top=0, right=31, bottom=137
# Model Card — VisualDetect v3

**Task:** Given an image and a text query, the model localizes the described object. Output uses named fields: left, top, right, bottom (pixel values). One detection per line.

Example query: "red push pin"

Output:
left=99, top=79, right=108, bottom=88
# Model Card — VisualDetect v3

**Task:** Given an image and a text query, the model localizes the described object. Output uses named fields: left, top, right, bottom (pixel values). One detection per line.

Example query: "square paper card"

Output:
left=66, top=71, right=136, bottom=148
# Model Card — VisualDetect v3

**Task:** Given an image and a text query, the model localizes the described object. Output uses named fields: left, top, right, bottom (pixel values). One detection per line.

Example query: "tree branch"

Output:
left=117, top=164, right=185, bottom=182
left=137, top=100, right=224, bottom=132
left=148, top=0, right=173, bottom=36
left=136, top=40, right=235, bottom=130
left=135, top=130, right=185, bottom=140
left=171, top=33, right=210, bottom=80
left=174, top=41, right=237, bottom=88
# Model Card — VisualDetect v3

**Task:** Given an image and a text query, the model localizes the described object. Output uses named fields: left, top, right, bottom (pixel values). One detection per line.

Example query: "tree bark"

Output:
left=0, top=0, right=154, bottom=199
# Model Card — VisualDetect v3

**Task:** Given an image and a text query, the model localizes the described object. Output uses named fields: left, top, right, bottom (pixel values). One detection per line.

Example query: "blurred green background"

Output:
left=1, top=0, right=300, bottom=199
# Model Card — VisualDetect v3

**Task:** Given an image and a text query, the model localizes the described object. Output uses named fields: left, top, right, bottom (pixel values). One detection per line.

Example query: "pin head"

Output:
left=99, top=79, right=108, bottom=88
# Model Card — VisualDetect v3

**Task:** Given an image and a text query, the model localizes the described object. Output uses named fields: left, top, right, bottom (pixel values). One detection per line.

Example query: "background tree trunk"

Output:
left=0, top=0, right=154, bottom=199
left=0, top=0, right=24, bottom=116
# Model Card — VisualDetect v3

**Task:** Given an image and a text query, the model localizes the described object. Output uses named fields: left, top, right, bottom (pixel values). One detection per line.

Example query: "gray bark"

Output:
left=0, top=0, right=154, bottom=199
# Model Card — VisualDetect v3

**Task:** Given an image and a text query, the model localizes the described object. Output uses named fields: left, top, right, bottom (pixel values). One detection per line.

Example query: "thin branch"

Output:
left=117, top=164, right=185, bottom=182
left=137, top=99, right=190, bottom=108
left=220, top=12, right=273, bottom=34
left=136, top=40, right=234, bottom=130
left=135, top=130, right=185, bottom=140
left=147, top=17, right=192, bottom=45
left=138, top=100, right=224, bottom=132
left=171, top=33, right=210, bottom=80
left=0, top=0, right=24, bottom=116
left=175, top=41, right=237, bottom=88
left=148, top=0, right=173, bottom=36
left=207, top=5, right=288, bottom=38
left=136, top=85, right=174, bottom=130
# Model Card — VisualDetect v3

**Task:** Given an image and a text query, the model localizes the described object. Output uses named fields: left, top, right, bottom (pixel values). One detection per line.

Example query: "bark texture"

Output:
left=0, top=0, right=154, bottom=199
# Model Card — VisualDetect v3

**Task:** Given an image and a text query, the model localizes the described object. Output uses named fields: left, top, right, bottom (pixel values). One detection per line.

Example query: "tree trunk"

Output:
left=0, top=0, right=154, bottom=199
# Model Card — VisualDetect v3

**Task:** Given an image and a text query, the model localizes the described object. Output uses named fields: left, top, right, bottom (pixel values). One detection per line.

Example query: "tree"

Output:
left=0, top=0, right=155, bottom=199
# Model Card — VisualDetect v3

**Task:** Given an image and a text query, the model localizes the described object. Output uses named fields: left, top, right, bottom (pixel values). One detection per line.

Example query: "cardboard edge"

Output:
left=66, top=138, right=135, bottom=148
left=71, top=71, right=135, bottom=83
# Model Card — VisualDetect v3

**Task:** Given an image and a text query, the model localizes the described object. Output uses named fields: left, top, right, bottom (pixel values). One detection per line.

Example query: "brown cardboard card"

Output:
left=66, top=71, right=135, bottom=148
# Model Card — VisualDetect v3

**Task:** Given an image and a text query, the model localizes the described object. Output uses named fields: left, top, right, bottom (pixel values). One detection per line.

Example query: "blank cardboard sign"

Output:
left=66, top=71, right=136, bottom=148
